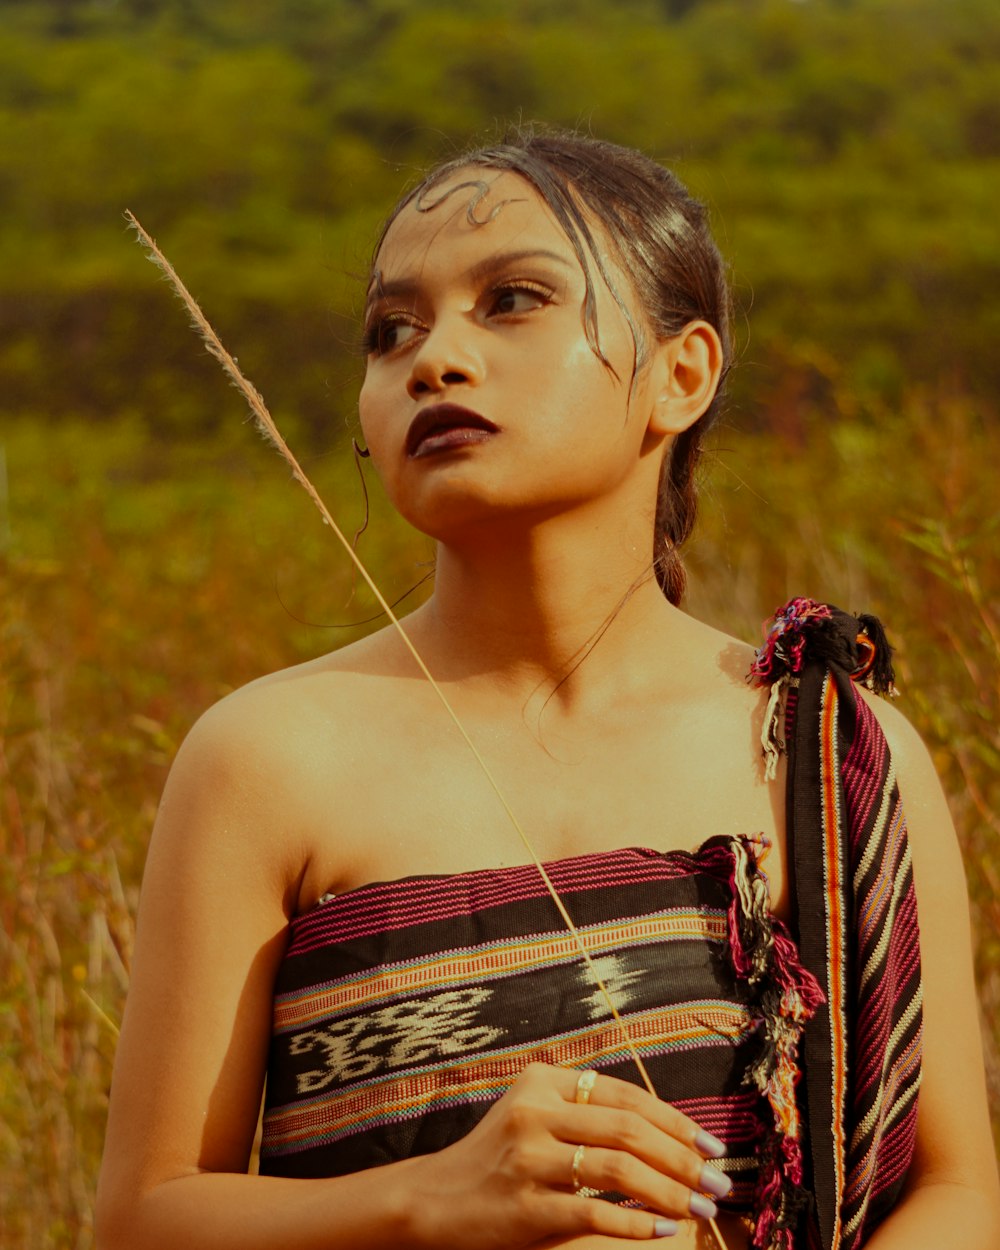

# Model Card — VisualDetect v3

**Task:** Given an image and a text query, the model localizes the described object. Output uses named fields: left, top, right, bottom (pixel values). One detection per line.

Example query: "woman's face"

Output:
left=358, top=168, right=664, bottom=541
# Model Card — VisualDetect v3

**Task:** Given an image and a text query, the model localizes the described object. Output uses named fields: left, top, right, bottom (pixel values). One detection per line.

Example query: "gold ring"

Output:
left=575, top=1069, right=597, bottom=1105
left=571, top=1143, right=587, bottom=1193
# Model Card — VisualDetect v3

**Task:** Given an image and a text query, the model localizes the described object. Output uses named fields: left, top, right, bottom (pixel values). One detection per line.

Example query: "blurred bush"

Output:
left=2, top=0, right=999, bottom=440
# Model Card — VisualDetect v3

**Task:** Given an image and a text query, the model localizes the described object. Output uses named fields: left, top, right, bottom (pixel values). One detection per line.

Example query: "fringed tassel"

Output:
left=759, top=675, right=790, bottom=783
left=725, top=837, right=774, bottom=982
left=855, top=613, right=897, bottom=696
left=750, top=599, right=899, bottom=705
left=748, top=599, right=835, bottom=686
left=722, top=836, right=825, bottom=1250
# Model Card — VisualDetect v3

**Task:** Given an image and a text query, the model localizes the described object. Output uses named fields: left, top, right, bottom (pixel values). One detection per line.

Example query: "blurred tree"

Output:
left=1, top=0, right=998, bottom=437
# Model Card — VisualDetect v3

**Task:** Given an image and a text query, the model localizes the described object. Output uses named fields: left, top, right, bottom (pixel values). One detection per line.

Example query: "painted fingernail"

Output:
left=699, top=1164, right=733, bottom=1199
left=694, top=1129, right=726, bottom=1158
left=689, top=1193, right=718, bottom=1221
left=654, top=1218, right=679, bottom=1237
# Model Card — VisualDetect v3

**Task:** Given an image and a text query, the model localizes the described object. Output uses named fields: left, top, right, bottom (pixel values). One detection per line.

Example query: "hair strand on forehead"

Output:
left=414, top=177, right=523, bottom=226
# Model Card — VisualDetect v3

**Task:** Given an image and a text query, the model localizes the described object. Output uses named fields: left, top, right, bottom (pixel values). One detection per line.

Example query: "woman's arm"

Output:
left=95, top=692, right=416, bottom=1250
left=859, top=695, right=1000, bottom=1248
left=95, top=687, right=726, bottom=1250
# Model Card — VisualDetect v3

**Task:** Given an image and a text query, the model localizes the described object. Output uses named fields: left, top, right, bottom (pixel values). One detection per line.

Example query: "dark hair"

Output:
left=370, top=127, right=732, bottom=604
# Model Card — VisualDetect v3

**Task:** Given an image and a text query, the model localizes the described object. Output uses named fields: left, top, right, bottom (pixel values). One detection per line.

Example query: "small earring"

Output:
left=352, top=437, right=370, bottom=459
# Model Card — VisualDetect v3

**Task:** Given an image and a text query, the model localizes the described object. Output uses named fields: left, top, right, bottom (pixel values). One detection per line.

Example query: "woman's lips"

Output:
left=405, top=403, right=499, bottom=458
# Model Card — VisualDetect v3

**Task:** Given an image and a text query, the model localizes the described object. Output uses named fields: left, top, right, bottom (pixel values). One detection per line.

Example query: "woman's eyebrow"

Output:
left=366, top=248, right=575, bottom=310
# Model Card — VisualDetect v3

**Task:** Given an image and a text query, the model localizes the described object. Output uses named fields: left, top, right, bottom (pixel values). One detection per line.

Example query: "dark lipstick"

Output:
left=405, top=403, right=499, bottom=458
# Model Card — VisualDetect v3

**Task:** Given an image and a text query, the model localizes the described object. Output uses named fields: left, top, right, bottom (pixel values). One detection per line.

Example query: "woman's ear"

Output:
left=647, top=320, right=724, bottom=437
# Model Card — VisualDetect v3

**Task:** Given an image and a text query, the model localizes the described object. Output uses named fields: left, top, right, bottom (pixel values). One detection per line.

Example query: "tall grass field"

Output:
left=2, top=392, right=998, bottom=1247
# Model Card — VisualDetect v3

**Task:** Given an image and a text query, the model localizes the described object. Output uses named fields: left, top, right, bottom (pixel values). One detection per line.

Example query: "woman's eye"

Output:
left=365, top=315, right=420, bottom=356
left=489, top=284, right=551, bottom=316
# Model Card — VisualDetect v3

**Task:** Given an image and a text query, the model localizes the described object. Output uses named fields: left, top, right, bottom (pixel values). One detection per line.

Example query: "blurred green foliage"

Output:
left=2, top=0, right=1000, bottom=439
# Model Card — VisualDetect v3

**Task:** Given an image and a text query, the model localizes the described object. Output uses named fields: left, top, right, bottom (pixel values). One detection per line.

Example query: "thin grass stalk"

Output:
left=125, top=211, right=729, bottom=1250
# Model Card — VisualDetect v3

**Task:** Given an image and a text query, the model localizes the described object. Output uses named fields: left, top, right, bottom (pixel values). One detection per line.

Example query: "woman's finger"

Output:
left=549, top=1066, right=727, bottom=1158
left=531, top=1189, right=681, bottom=1241
left=550, top=1103, right=730, bottom=1198
left=529, top=1137, right=726, bottom=1222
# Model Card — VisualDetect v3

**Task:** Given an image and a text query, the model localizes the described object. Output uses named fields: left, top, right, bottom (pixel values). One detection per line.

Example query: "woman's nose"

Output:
left=406, top=318, right=484, bottom=399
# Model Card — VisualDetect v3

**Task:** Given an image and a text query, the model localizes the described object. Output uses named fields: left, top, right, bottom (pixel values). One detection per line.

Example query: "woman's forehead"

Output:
left=373, top=168, right=576, bottom=280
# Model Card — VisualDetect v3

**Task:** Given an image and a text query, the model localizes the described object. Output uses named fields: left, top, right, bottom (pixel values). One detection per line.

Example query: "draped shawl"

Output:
left=751, top=599, right=923, bottom=1249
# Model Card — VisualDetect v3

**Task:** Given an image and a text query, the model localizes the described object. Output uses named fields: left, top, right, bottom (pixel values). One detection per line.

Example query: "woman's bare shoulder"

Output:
left=672, top=613, right=775, bottom=737
left=655, top=607, right=758, bottom=691
left=153, top=627, right=409, bottom=888
left=178, top=624, right=405, bottom=768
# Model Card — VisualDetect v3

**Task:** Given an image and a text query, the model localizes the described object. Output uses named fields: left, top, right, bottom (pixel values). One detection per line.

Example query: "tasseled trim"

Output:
left=855, top=613, right=897, bottom=696
left=705, top=835, right=825, bottom=1250
left=749, top=599, right=834, bottom=686
left=759, top=674, right=792, bottom=783
left=749, top=597, right=897, bottom=697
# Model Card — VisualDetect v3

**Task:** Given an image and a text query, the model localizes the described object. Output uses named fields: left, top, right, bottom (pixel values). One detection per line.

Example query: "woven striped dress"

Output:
left=260, top=835, right=818, bottom=1242
left=259, top=600, right=922, bottom=1250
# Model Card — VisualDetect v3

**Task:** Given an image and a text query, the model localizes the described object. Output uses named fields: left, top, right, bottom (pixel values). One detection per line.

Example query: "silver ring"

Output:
left=575, top=1069, right=598, bottom=1105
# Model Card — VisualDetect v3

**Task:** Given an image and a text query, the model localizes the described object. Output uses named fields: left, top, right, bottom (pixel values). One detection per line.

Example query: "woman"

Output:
left=96, top=131, right=999, bottom=1249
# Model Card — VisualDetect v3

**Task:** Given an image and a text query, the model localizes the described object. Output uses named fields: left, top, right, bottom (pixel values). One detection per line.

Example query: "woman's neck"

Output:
left=400, top=511, right=695, bottom=713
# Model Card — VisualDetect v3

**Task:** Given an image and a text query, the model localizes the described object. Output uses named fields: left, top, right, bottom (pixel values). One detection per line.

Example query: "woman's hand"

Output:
left=403, top=1062, right=731, bottom=1249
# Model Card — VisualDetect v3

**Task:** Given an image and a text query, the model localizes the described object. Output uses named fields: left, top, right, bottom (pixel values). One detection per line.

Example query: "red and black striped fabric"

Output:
left=259, top=837, right=820, bottom=1239
left=753, top=600, right=923, bottom=1249
left=257, top=598, right=919, bottom=1249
